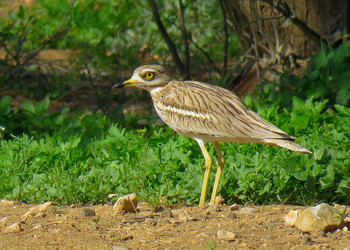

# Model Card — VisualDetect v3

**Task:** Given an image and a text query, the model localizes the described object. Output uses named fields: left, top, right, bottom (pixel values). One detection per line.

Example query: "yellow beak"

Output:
left=113, top=79, right=141, bottom=88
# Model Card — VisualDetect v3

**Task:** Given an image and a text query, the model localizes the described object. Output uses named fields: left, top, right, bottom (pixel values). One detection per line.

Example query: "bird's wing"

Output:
left=151, top=80, right=293, bottom=142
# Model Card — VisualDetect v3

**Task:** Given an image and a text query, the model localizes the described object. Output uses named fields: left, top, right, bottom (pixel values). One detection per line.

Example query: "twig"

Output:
left=146, top=0, right=186, bottom=75
left=11, top=0, right=76, bottom=76
left=219, top=0, right=228, bottom=76
left=190, top=36, right=221, bottom=73
left=237, top=15, right=284, bottom=28
left=179, top=0, right=190, bottom=78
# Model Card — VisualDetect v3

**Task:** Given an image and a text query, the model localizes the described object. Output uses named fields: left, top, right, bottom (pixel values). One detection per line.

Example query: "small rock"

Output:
left=214, top=196, right=225, bottom=206
left=113, top=194, right=138, bottom=215
left=113, top=245, right=129, bottom=250
left=0, top=216, right=8, bottom=227
left=206, top=205, right=220, bottom=214
left=144, top=218, right=157, bottom=226
left=229, top=204, right=238, bottom=211
left=294, top=203, right=343, bottom=233
left=217, top=230, right=236, bottom=241
left=0, top=199, right=16, bottom=206
left=343, top=226, right=348, bottom=232
left=178, top=211, right=195, bottom=222
left=81, top=208, right=96, bottom=217
left=195, top=232, right=209, bottom=238
left=285, top=209, right=300, bottom=226
left=239, top=207, right=258, bottom=215
left=227, top=212, right=237, bottom=219
left=4, top=222, right=21, bottom=233
left=108, top=194, right=118, bottom=199
left=21, top=202, right=52, bottom=222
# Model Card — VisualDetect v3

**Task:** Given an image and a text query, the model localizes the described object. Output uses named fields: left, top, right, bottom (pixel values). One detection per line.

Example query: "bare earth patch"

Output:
left=1, top=201, right=350, bottom=249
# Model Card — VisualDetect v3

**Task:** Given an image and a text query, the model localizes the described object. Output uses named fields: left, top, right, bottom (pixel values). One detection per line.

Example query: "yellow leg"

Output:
left=209, top=142, right=225, bottom=206
left=197, top=139, right=213, bottom=207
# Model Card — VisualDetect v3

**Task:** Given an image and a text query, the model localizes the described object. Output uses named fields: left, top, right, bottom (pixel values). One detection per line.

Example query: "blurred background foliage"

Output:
left=0, top=0, right=349, bottom=205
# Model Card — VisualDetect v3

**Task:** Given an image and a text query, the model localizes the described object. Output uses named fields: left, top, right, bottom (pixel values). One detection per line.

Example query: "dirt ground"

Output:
left=1, top=201, right=349, bottom=250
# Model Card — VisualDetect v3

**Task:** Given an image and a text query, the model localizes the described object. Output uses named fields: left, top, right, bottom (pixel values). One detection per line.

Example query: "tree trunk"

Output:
left=223, top=0, right=349, bottom=93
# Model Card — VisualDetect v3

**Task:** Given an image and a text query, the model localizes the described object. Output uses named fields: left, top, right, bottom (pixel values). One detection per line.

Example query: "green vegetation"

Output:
left=0, top=89, right=349, bottom=205
left=0, top=1, right=349, bottom=206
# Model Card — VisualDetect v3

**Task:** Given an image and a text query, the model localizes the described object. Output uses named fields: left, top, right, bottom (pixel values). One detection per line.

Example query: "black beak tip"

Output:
left=112, top=83, right=124, bottom=89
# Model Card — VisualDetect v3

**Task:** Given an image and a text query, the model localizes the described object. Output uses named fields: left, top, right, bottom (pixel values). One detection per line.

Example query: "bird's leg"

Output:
left=197, top=139, right=213, bottom=207
left=209, top=142, right=225, bottom=206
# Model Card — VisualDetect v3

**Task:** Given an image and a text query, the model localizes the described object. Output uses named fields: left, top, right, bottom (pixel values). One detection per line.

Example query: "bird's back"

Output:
left=150, top=80, right=293, bottom=143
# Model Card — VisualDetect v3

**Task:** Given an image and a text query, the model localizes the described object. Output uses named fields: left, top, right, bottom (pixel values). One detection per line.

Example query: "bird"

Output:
left=114, top=64, right=312, bottom=207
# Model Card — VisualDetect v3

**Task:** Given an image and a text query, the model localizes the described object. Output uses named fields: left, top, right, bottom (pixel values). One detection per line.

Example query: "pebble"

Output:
left=214, top=196, right=225, bottom=206
left=4, top=222, right=21, bottom=233
left=113, top=245, right=129, bottom=250
left=144, top=218, right=157, bottom=226
left=285, top=209, right=300, bottom=226
left=229, top=204, right=238, bottom=211
left=0, top=216, right=8, bottom=227
left=0, top=199, right=16, bottom=206
left=177, top=211, right=195, bottom=222
left=21, top=202, right=52, bottom=222
left=81, top=208, right=96, bottom=217
left=217, top=230, right=236, bottom=241
left=294, top=203, right=344, bottom=233
left=113, top=194, right=138, bottom=215
left=239, top=207, right=258, bottom=215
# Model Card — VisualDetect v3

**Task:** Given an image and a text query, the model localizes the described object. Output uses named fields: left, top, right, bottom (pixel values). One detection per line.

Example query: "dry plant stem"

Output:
left=190, top=36, right=221, bottom=73
left=219, top=0, right=228, bottom=76
left=10, top=0, right=76, bottom=77
left=179, top=0, right=190, bottom=79
left=146, top=0, right=186, bottom=75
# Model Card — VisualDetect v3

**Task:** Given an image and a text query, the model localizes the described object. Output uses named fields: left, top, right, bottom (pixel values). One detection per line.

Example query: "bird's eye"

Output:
left=144, top=72, right=154, bottom=80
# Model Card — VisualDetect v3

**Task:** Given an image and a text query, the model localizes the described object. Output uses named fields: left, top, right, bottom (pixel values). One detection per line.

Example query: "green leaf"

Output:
left=0, top=96, right=12, bottom=116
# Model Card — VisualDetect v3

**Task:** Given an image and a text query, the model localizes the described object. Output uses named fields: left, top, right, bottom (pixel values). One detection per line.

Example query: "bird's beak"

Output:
left=113, top=79, right=141, bottom=88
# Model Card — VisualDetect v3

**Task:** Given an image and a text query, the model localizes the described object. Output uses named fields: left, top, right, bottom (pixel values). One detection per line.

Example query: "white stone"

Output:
left=217, top=230, right=236, bottom=241
left=113, top=194, right=138, bottom=215
left=294, top=203, right=343, bottom=233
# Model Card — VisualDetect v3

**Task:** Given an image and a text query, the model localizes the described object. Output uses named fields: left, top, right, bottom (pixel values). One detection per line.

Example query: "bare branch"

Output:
left=179, top=0, right=190, bottom=78
left=146, top=0, right=186, bottom=75
left=219, top=0, right=228, bottom=76
left=190, top=36, right=221, bottom=73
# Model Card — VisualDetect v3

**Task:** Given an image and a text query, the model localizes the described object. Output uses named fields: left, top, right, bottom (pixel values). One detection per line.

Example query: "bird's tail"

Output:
left=262, top=139, right=312, bottom=154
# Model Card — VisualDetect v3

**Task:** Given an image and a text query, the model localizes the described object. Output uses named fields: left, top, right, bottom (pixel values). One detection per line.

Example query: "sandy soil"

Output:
left=1, top=201, right=350, bottom=249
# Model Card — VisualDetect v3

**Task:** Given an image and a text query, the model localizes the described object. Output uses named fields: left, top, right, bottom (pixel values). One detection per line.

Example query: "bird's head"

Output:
left=114, top=65, right=172, bottom=91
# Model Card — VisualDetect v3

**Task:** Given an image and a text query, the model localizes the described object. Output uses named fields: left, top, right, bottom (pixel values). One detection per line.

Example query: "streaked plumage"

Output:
left=115, top=64, right=311, bottom=206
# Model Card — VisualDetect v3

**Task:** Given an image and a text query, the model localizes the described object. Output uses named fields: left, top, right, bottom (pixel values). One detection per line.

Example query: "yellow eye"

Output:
left=144, top=72, right=154, bottom=80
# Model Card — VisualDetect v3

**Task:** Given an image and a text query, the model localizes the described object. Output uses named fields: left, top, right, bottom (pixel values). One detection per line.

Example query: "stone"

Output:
left=4, top=222, right=21, bottom=233
left=113, top=245, right=129, bottom=250
left=0, top=199, right=16, bottom=206
left=285, top=209, right=301, bottom=226
left=214, top=196, right=225, bottom=206
left=294, top=203, right=343, bottom=233
left=21, top=202, right=52, bottom=222
left=239, top=207, right=258, bottom=215
left=81, top=208, right=96, bottom=217
left=0, top=216, right=8, bottom=227
left=113, top=194, right=138, bottom=215
left=229, top=204, right=238, bottom=211
left=217, top=230, right=236, bottom=241
left=177, top=211, right=195, bottom=222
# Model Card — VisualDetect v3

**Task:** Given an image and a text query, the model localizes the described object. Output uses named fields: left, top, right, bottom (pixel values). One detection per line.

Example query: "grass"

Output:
left=0, top=95, right=349, bottom=206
